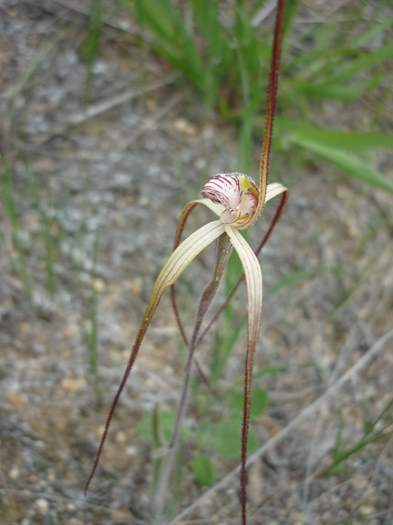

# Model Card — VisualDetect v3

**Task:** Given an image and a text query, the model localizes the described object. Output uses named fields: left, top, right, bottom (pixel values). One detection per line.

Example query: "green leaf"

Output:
left=200, top=420, right=259, bottom=459
left=81, top=0, right=103, bottom=65
left=281, top=122, right=393, bottom=151
left=0, top=167, right=18, bottom=230
left=352, top=16, right=393, bottom=47
left=252, top=364, right=289, bottom=380
left=228, top=388, right=269, bottom=420
left=268, top=268, right=319, bottom=294
left=292, top=136, right=393, bottom=194
left=328, top=41, right=393, bottom=83
left=290, top=76, right=381, bottom=101
left=137, top=408, right=177, bottom=445
left=210, top=317, right=245, bottom=381
left=191, top=454, right=215, bottom=486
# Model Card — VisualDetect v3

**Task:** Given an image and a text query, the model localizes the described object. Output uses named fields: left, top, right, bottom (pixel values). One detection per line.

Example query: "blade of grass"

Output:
left=279, top=119, right=393, bottom=150
left=352, top=15, right=393, bottom=47
left=81, top=0, right=103, bottom=65
left=326, top=41, right=393, bottom=84
left=292, top=136, right=393, bottom=194
left=0, top=166, right=18, bottom=232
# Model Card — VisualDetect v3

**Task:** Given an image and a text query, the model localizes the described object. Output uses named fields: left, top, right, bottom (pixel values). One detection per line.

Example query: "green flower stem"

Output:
left=153, top=233, right=232, bottom=519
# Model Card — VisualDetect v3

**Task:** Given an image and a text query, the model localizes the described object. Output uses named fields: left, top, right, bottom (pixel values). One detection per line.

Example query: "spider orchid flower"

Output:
left=84, top=172, right=287, bottom=494
left=86, top=2, right=287, bottom=523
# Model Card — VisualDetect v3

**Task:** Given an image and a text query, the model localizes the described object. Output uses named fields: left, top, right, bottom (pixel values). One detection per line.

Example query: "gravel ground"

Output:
left=1, top=2, right=393, bottom=524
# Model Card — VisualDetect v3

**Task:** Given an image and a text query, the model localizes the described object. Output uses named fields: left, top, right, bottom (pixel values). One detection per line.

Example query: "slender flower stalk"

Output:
left=153, top=234, right=232, bottom=518
left=85, top=2, right=287, bottom=524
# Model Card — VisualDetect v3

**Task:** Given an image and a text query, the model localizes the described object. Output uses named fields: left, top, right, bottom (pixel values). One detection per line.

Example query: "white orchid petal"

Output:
left=225, top=227, right=263, bottom=341
left=155, top=220, right=225, bottom=293
left=193, top=198, right=224, bottom=217
left=264, top=182, right=287, bottom=203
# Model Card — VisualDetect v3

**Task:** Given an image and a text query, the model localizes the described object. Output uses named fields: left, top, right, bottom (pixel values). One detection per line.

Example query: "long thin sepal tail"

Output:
left=84, top=220, right=225, bottom=494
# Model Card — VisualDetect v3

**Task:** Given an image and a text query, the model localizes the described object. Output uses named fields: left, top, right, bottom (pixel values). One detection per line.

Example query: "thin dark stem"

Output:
left=171, top=283, right=213, bottom=393
left=256, top=0, right=286, bottom=216
left=84, top=297, right=161, bottom=494
left=241, top=340, right=255, bottom=525
left=154, top=234, right=232, bottom=519
left=239, top=2, right=286, bottom=521
left=170, top=284, right=188, bottom=346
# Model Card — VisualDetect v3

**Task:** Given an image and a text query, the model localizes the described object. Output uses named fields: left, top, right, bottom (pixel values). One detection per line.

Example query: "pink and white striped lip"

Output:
left=201, top=173, right=259, bottom=227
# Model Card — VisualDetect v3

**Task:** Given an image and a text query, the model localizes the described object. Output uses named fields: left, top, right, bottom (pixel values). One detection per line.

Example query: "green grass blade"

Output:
left=268, top=268, right=318, bottom=294
left=283, top=0, right=300, bottom=39
left=0, top=167, right=18, bottom=231
left=135, top=0, right=176, bottom=41
left=290, top=74, right=382, bottom=101
left=327, top=41, right=393, bottom=83
left=292, top=136, right=393, bottom=194
left=81, top=0, right=104, bottom=65
left=352, top=16, right=393, bottom=47
left=280, top=119, right=393, bottom=150
left=191, top=454, right=215, bottom=486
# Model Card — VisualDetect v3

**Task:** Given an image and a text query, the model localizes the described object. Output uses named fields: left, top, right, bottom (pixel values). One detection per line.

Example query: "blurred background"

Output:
left=1, top=1, right=393, bottom=524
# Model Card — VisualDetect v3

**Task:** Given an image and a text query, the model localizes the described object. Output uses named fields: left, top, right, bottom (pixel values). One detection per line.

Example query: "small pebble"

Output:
left=35, top=499, right=49, bottom=513
left=47, top=469, right=56, bottom=482
left=173, top=118, right=196, bottom=136
left=7, top=391, right=28, bottom=408
left=129, top=277, right=143, bottom=295
left=115, top=431, right=127, bottom=444
left=96, top=425, right=105, bottom=439
left=93, top=278, right=105, bottom=291
left=61, top=376, right=85, bottom=394
left=126, top=445, right=137, bottom=457
left=9, top=467, right=20, bottom=479
left=359, top=504, right=374, bottom=516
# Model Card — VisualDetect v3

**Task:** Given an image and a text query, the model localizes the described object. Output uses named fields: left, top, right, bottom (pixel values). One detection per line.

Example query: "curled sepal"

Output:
left=173, top=199, right=224, bottom=251
left=225, top=226, right=263, bottom=525
left=85, top=220, right=225, bottom=494
left=265, top=182, right=287, bottom=203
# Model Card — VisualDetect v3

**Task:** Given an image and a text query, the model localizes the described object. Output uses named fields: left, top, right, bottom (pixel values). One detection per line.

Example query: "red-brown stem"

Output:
left=84, top=301, right=159, bottom=495
left=254, top=0, right=286, bottom=222
left=242, top=1, right=286, bottom=522
left=240, top=340, right=256, bottom=525
left=169, top=3, right=286, bottom=523
left=170, top=0, right=287, bottom=345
